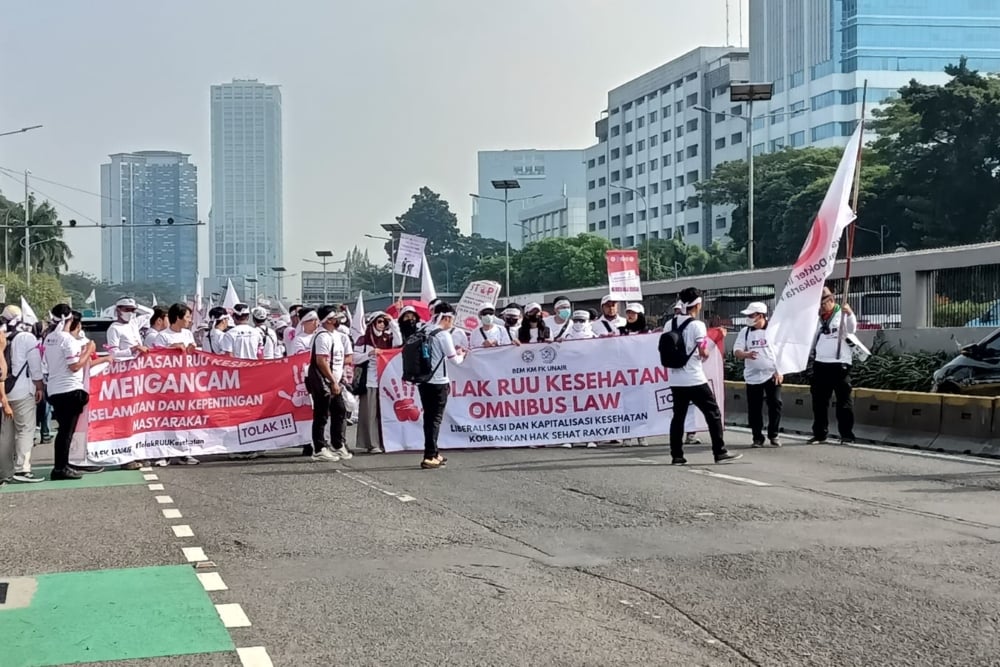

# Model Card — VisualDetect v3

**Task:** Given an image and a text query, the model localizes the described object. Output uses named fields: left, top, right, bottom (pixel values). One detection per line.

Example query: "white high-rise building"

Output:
left=585, top=46, right=750, bottom=249
left=749, top=0, right=1000, bottom=153
left=210, top=79, right=283, bottom=299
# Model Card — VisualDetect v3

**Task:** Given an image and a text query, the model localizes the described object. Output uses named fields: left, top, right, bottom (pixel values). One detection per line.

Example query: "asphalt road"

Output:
left=7, top=431, right=1000, bottom=666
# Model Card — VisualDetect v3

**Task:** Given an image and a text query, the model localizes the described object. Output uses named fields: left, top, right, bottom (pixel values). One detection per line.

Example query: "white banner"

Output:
left=377, top=332, right=724, bottom=451
left=394, top=233, right=427, bottom=278
left=455, top=280, right=502, bottom=331
left=606, top=250, right=642, bottom=300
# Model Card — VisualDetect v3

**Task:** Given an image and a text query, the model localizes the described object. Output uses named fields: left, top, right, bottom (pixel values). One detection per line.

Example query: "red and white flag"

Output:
left=769, top=124, right=863, bottom=374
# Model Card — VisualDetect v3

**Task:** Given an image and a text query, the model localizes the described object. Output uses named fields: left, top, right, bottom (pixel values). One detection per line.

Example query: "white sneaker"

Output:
left=312, top=449, right=340, bottom=462
left=559, top=443, right=573, bottom=449
left=332, top=447, right=353, bottom=460
left=636, top=437, right=648, bottom=447
left=586, top=442, right=598, bottom=448
left=154, top=459, right=168, bottom=467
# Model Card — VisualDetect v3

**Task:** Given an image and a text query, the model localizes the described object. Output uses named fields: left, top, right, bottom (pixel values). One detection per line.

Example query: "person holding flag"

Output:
left=809, top=287, right=857, bottom=444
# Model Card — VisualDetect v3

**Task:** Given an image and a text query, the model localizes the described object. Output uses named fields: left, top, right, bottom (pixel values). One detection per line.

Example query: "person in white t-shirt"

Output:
left=417, top=303, right=465, bottom=469
left=43, top=306, right=110, bottom=480
left=594, top=295, right=627, bottom=337
left=106, top=297, right=148, bottom=359
left=288, top=308, right=319, bottom=355
left=150, top=303, right=198, bottom=465
left=544, top=297, right=574, bottom=341
left=224, top=304, right=262, bottom=360
left=0, top=306, right=44, bottom=484
left=665, top=287, right=740, bottom=466
left=252, top=307, right=279, bottom=359
left=733, top=301, right=782, bottom=448
left=307, top=306, right=351, bottom=462
left=283, top=305, right=302, bottom=355
left=202, top=306, right=232, bottom=355
left=469, top=304, right=514, bottom=348
left=143, top=306, right=168, bottom=348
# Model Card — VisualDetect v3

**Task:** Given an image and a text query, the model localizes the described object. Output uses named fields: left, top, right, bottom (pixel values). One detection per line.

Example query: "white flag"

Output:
left=420, top=252, right=437, bottom=305
left=222, top=278, right=241, bottom=311
left=192, top=273, right=204, bottom=329
left=769, top=124, right=863, bottom=374
left=20, top=297, right=38, bottom=326
left=151, top=293, right=158, bottom=307
left=351, top=291, right=366, bottom=341
left=85, top=289, right=96, bottom=305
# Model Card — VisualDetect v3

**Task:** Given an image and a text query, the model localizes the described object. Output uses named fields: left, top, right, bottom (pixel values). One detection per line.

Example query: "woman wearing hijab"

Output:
left=560, top=310, right=598, bottom=341
left=517, top=303, right=551, bottom=344
left=353, top=311, right=402, bottom=453
left=620, top=303, right=649, bottom=335
left=398, top=306, right=422, bottom=340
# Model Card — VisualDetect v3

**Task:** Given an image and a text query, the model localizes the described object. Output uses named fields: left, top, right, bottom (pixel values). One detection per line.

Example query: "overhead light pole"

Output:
left=269, top=266, right=287, bottom=301
left=0, top=125, right=42, bottom=139
left=471, top=181, right=542, bottom=297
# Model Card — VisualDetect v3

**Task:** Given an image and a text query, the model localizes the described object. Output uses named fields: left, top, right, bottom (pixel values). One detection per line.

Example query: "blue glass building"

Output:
left=749, top=0, right=1000, bottom=151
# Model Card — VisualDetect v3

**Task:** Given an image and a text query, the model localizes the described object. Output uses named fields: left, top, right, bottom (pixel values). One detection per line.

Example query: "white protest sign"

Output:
left=394, top=233, right=427, bottom=278
left=606, top=250, right=642, bottom=300
left=455, top=280, right=502, bottom=331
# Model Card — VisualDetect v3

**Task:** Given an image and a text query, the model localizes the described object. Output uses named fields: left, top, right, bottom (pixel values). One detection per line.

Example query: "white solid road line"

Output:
left=689, top=468, right=772, bottom=487
left=182, top=546, right=207, bottom=562
left=216, top=603, right=252, bottom=628
left=147, top=483, right=165, bottom=491
left=155, top=495, right=174, bottom=504
left=197, top=572, right=229, bottom=592
left=161, top=508, right=182, bottom=519
left=171, top=524, right=194, bottom=538
left=338, top=470, right=417, bottom=503
left=728, top=426, right=1000, bottom=468
left=143, top=474, right=158, bottom=481
left=139, top=466, right=153, bottom=472
left=237, top=646, right=274, bottom=667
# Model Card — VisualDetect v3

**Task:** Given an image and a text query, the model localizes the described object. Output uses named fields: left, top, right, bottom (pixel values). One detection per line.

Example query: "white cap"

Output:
left=232, top=303, right=251, bottom=317
left=600, top=295, right=616, bottom=305
left=525, top=302, right=541, bottom=314
left=251, top=306, right=268, bottom=321
left=115, top=297, right=137, bottom=309
left=571, top=310, right=590, bottom=321
left=625, top=302, right=644, bottom=314
left=741, top=301, right=768, bottom=316
left=399, top=305, right=417, bottom=317
left=478, top=302, right=496, bottom=314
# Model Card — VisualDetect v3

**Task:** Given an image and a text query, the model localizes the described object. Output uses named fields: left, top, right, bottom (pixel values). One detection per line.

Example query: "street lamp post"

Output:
left=470, top=182, right=542, bottom=297
left=610, top=183, right=649, bottom=279
left=364, top=233, right=395, bottom=296
left=856, top=224, right=889, bottom=254
left=694, top=82, right=773, bottom=271
left=0, top=125, right=42, bottom=139
left=313, top=250, right=333, bottom=303
left=244, top=276, right=259, bottom=303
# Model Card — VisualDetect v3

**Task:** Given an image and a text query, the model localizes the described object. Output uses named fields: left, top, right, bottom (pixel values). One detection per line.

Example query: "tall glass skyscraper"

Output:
left=749, top=0, right=1000, bottom=151
left=100, top=151, right=198, bottom=292
left=209, top=79, right=283, bottom=300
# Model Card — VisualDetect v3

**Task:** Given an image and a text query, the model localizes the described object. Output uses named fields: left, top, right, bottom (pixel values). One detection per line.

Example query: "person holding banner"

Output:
left=809, top=287, right=857, bottom=445
left=620, top=303, right=649, bottom=336
left=306, top=306, right=351, bottom=463
left=544, top=297, right=573, bottom=341
left=665, top=288, right=741, bottom=465
left=144, top=307, right=169, bottom=349
left=203, top=307, right=232, bottom=355
left=517, top=303, right=551, bottom=343
left=353, top=311, right=401, bottom=453
left=595, top=296, right=626, bottom=337
left=106, top=297, right=147, bottom=359
left=501, top=305, right=521, bottom=340
left=560, top=310, right=597, bottom=341
left=470, top=304, right=515, bottom=348
left=288, top=308, right=319, bottom=355
left=153, top=303, right=197, bottom=353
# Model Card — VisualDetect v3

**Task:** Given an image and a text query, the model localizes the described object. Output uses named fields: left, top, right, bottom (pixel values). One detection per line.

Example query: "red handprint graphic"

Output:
left=382, top=378, right=421, bottom=422
left=278, top=362, right=311, bottom=407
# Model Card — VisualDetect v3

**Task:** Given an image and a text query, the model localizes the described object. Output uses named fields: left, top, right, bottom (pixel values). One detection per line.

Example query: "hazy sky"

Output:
left=0, top=0, right=747, bottom=297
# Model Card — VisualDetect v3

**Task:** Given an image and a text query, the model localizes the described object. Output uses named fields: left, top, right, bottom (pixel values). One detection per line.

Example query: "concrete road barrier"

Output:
left=853, top=388, right=897, bottom=444
left=933, top=394, right=996, bottom=456
left=887, top=391, right=941, bottom=448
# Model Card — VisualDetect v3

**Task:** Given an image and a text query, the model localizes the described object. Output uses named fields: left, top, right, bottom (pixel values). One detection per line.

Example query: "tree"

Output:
left=1, top=272, right=68, bottom=314
left=389, top=187, right=461, bottom=261
left=0, top=193, right=73, bottom=275
left=514, top=235, right=614, bottom=294
left=870, top=58, right=1000, bottom=247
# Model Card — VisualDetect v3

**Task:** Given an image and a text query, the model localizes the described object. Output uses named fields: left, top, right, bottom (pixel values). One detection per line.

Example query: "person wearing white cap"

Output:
left=560, top=310, right=597, bottom=341
left=594, top=295, right=626, bottom=337
left=306, top=305, right=352, bottom=462
left=516, top=303, right=551, bottom=343
left=663, top=287, right=741, bottom=465
left=252, top=306, right=279, bottom=359
left=106, top=297, right=147, bottom=359
left=0, top=305, right=45, bottom=483
left=620, top=303, right=649, bottom=336
left=734, top=301, right=783, bottom=447
left=500, top=304, right=522, bottom=341
left=544, top=296, right=574, bottom=341
left=469, top=303, right=514, bottom=348
left=224, top=303, right=263, bottom=360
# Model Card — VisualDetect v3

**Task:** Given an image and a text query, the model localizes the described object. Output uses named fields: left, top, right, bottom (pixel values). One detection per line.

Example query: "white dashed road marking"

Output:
left=689, top=468, right=772, bottom=487
left=155, top=495, right=174, bottom=504
left=237, top=646, right=274, bottom=667
left=182, top=547, right=207, bottom=562
left=338, top=470, right=418, bottom=503
left=161, top=508, right=182, bottom=519
left=197, top=572, right=229, bottom=592
left=171, top=524, right=194, bottom=538
left=216, top=603, right=252, bottom=628
left=143, top=474, right=159, bottom=481
left=147, top=483, right=164, bottom=491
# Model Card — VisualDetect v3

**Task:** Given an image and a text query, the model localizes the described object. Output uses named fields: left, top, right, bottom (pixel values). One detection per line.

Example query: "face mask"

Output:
left=558, top=309, right=571, bottom=320
left=120, top=311, right=134, bottom=323
left=480, top=314, right=494, bottom=326
left=571, top=322, right=586, bottom=332
left=503, top=317, right=519, bottom=327
left=526, top=313, right=540, bottom=323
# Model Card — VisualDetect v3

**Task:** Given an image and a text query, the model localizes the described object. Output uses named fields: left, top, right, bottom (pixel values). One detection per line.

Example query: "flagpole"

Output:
left=836, top=79, right=868, bottom=358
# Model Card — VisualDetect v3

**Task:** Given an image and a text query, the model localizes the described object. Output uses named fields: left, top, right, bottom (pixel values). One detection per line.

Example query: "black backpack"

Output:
left=4, top=331, right=28, bottom=394
left=658, top=317, right=696, bottom=369
left=401, top=328, right=445, bottom=384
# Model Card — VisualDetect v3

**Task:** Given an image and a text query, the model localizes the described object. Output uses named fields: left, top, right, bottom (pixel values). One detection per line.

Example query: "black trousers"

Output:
left=311, top=389, right=347, bottom=452
left=47, top=389, right=89, bottom=470
left=669, top=383, right=726, bottom=459
left=811, top=361, right=855, bottom=440
left=417, top=383, right=450, bottom=460
left=746, top=379, right=782, bottom=442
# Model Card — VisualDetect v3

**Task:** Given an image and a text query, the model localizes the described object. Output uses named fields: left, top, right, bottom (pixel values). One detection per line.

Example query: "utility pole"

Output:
left=24, top=170, right=31, bottom=289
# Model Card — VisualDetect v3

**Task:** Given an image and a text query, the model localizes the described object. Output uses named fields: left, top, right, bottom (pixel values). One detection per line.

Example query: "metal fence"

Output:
left=926, top=264, right=1000, bottom=327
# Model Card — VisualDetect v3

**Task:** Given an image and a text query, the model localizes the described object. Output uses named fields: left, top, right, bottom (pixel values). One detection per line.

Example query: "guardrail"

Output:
left=723, top=381, right=999, bottom=458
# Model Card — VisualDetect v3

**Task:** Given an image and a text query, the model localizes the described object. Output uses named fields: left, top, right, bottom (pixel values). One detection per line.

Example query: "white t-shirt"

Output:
left=546, top=317, right=573, bottom=341
left=203, top=327, right=232, bottom=355
left=666, top=315, right=708, bottom=387
left=595, top=316, right=626, bottom=337
left=814, top=310, right=858, bottom=364
left=313, top=329, right=345, bottom=383
left=451, top=328, right=470, bottom=351
left=561, top=323, right=597, bottom=341
left=225, top=324, right=263, bottom=360
left=258, top=325, right=279, bottom=359
left=733, top=325, right=777, bottom=385
left=153, top=328, right=195, bottom=349
left=469, top=325, right=513, bottom=348
left=289, top=331, right=315, bottom=356
left=106, top=321, right=142, bottom=357
left=143, top=328, right=163, bottom=348
left=44, top=330, right=87, bottom=396
left=283, top=326, right=297, bottom=348
left=425, top=326, right=460, bottom=385
left=7, top=331, right=42, bottom=401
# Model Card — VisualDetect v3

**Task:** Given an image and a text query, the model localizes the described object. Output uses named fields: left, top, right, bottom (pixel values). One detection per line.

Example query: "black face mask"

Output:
left=400, top=320, right=418, bottom=337
left=503, top=317, right=519, bottom=327
left=526, top=314, right=540, bottom=323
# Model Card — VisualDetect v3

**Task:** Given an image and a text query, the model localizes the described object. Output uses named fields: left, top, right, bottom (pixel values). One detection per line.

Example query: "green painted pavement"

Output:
left=0, top=565, right=235, bottom=666
left=0, top=466, right=144, bottom=493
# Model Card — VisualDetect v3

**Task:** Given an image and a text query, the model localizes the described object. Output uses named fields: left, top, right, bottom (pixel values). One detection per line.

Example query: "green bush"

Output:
left=933, top=301, right=996, bottom=327
left=724, top=349, right=950, bottom=393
